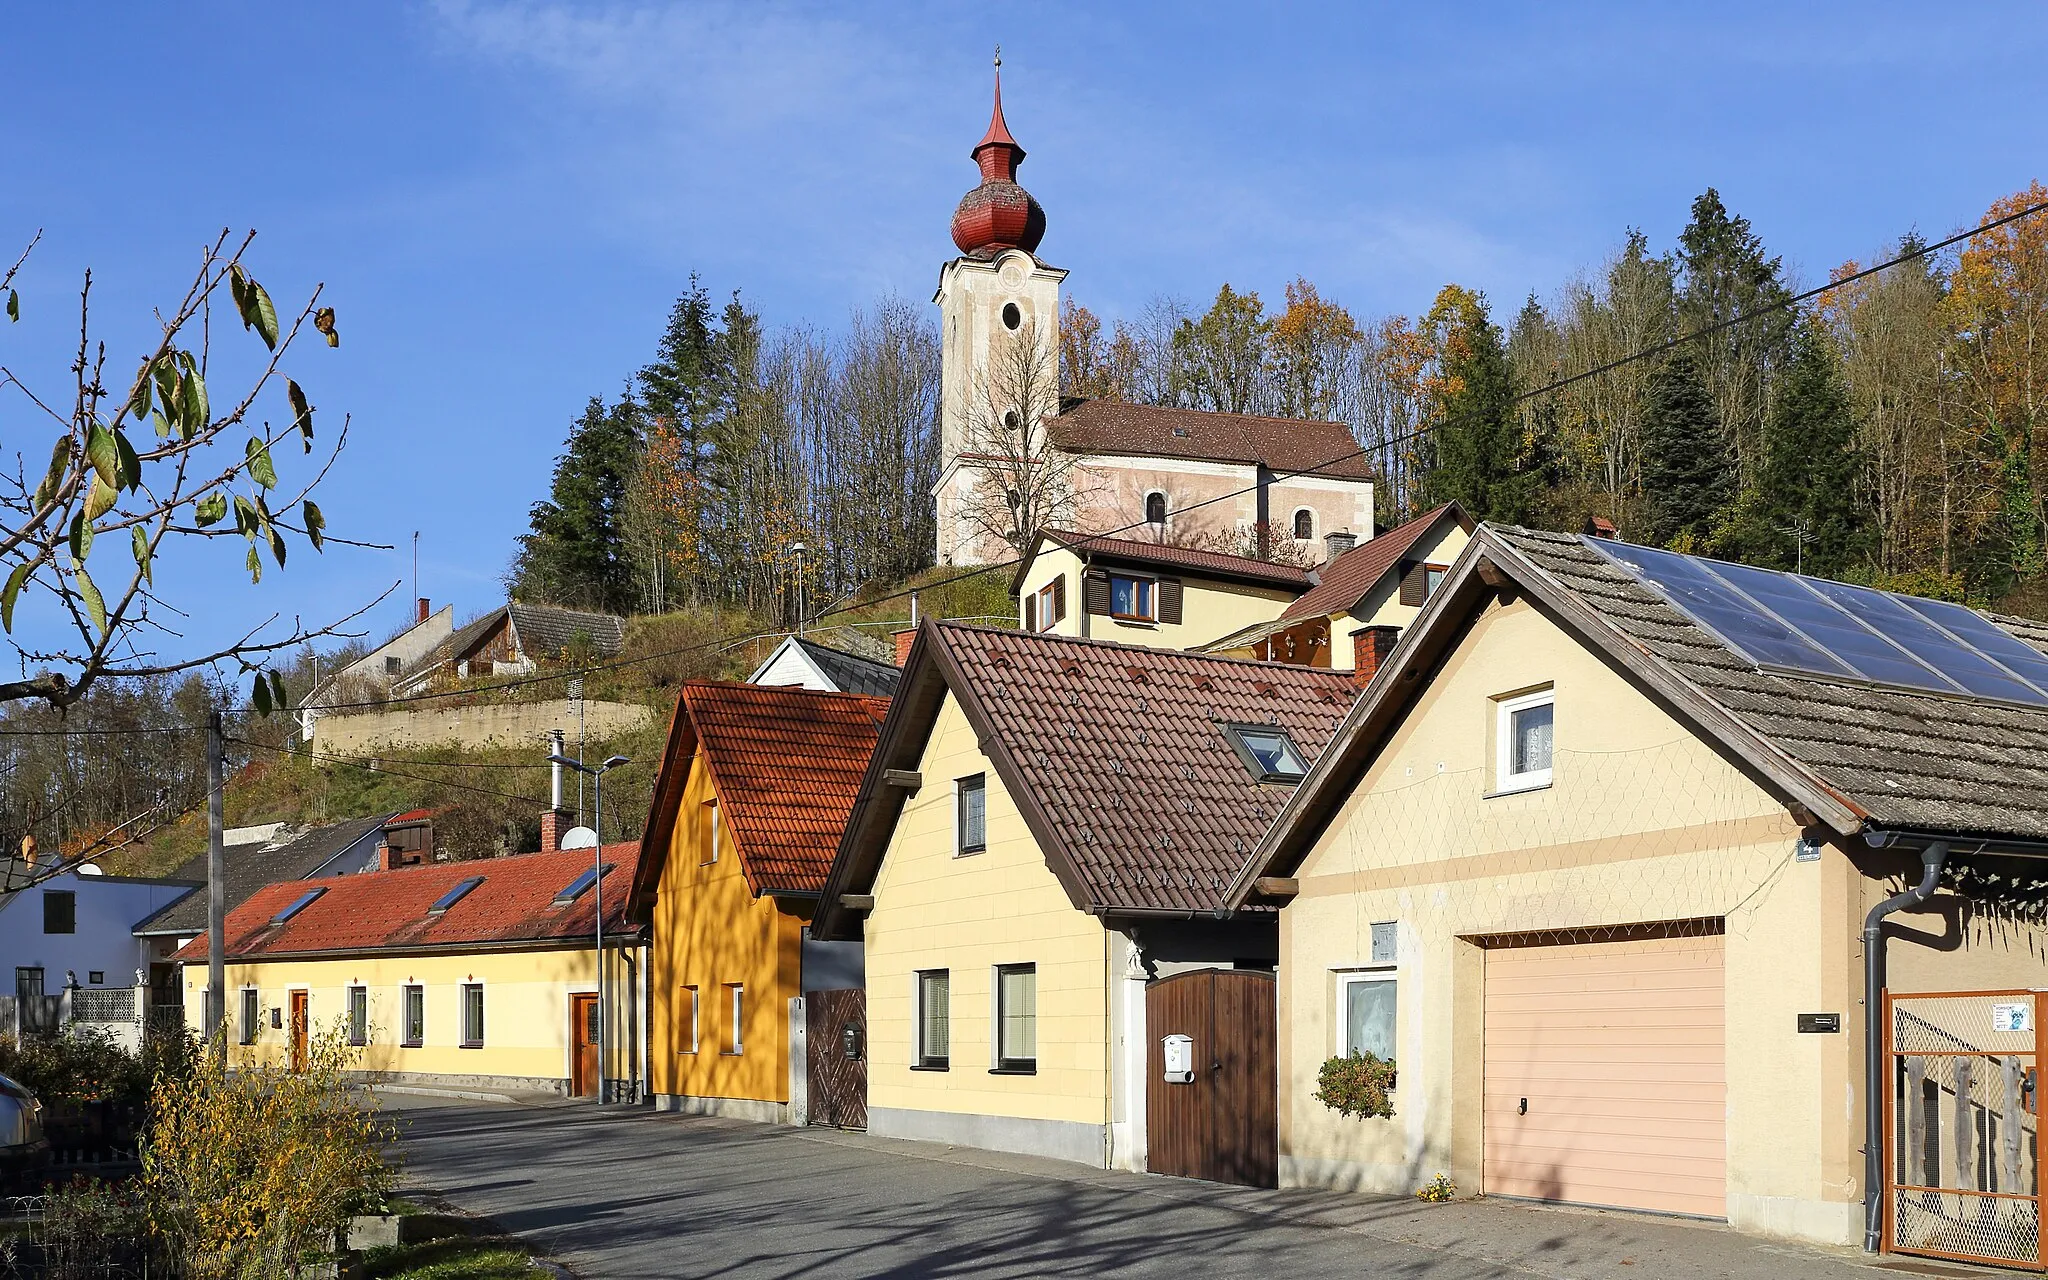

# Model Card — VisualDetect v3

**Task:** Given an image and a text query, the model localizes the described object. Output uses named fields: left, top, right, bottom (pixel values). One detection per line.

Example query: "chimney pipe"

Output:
left=549, top=729, right=565, bottom=810
left=1324, top=530, right=1359, bottom=565
left=893, top=628, right=917, bottom=668
left=417, top=597, right=430, bottom=623
left=1351, top=626, right=1401, bottom=689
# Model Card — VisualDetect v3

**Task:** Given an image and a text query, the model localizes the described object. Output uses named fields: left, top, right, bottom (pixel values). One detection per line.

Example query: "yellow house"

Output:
left=631, top=681, right=885, bottom=1125
left=179, top=843, right=645, bottom=1099
left=1234, top=523, right=2048, bottom=1259
left=1200, top=503, right=1473, bottom=671
left=1011, top=529, right=1313, bottom=652
left=815, top=620, right=1355, bottom=1179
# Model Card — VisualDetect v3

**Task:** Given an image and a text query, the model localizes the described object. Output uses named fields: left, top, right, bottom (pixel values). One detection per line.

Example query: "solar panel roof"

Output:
left=1586, top=538, right=2048, bottom=709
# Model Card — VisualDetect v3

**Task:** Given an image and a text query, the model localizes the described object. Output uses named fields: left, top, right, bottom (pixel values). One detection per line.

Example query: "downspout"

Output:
left=1861, top=840, right=1947, bottom=1253
left=1080, top=552, right=1092, bottom=639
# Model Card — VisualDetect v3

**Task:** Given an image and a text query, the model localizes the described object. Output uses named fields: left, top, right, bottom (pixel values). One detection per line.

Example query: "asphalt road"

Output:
left=387, top=1096, right=1913, bottom=1280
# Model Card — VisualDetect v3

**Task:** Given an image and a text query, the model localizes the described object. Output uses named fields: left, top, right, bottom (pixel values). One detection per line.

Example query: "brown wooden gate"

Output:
left=1146, top=968, right=1276, bottom=1188
left=807, top=988, right=867, bottom=1130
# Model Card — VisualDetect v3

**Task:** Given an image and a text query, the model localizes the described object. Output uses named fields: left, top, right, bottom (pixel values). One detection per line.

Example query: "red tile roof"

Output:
left=817, top=623, right=1358, bottom=936
left=1045, top=399, right=1375, bottom=480
left=1279, top=504, right=1471, bottom=622
left=172, top=843, right=643, bottom=962
left=1016, top=529, right=1315, bottom=594
left=632, top=682, right=889, bottom=909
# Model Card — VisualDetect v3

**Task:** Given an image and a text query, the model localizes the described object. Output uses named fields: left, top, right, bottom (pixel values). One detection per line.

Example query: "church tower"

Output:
left=934, top=53, right=1067, bottom=564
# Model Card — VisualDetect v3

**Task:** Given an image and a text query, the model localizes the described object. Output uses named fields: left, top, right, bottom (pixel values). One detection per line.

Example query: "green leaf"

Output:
left=268, top=670, right=288, bottom=713
left=76, top=566, right=107, bottom=637
left=84, top=424, right=118, bottom=489
left=6, top=289, right=17, bottom=322
left=83, top=476, right=117, bottom=523
left=127, top=360, right=153, bottom=423
left=114, top=429, right=141, bottom=492
left=69, top=513, right=91, bottom=564
left=303, top=500, right=325, bottom=551
left=131, top=527, right=152, bottom=584
left=153, top=360, right=181, bottom=427
left=233, top=495, right=259, bottom=536
left=150, top=409, right=171, bottom=441
left=252, top=670, right=272, bottom=718
left=1, top=563, right=30, bottom=632
left=267, top=523, right=287, bottom=568
left=286, top=379, right=313, bottom=451
left=181, top=368, right=209, bottom=431
left=245, top=437, right=278, bottom=490
left=194, top=494, right=228, bottom=528
left=245, top=543, right=263, bottom=584
left=34, top=435, right=68, bottom=510
left=248, top=281, right=279, bottom=351
left=229, top=264, right=249, bottom=317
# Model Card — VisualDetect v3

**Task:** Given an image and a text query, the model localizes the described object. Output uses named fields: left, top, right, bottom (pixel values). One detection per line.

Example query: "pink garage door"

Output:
left=1483, top=931, right=1726, bottom=1218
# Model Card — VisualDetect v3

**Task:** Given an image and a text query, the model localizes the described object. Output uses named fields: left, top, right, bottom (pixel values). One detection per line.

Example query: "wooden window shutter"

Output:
left=1159, top=577, right=1184, bottom=625
left=1051, top=574, right=1066, bottom=624
left=1023, top=592, right=1037, bottom=632
left=1398, top=560, right=1427, bottom=607
left=1084, top=570, right=1111, bottom=616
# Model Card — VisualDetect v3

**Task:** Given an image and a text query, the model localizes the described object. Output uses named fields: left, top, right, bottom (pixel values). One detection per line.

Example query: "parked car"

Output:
left=0, top=1072, right=50, bottom=1187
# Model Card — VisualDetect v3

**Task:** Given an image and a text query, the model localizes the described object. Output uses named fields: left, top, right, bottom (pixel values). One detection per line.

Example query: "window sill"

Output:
left=1110, top=617, right=1158, bottom=628
left=989, top=1064, right=1037, bottom=1076
left=955, top=846, right=985, bottom=858
left=459, top=1042, right=483, bottom=1050
left=1484, top=779, right=1551, bottom=799
left=400, top=1042, right=422, bottom=1050
left=910, top=1062, right=950, bottom=1073
left=721, top=1050, right=744, bottom=1057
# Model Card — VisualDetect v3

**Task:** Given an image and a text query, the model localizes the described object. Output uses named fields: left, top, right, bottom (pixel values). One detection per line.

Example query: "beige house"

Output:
left=1011, top=529, right=1313, bottom=652
left=1233, top=524, right=2048, bottom=1256
left=815, top=621, right=1355, bottom=1177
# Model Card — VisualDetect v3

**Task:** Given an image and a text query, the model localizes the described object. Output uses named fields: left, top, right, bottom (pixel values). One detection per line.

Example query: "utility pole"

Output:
left=205, top=709, right=225, bottom=1049
left=548, top=750, right=631, bottom=1105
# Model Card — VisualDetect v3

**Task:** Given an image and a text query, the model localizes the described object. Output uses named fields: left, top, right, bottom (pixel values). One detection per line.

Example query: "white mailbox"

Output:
left=1162, top=1033, right=1195, bottom=1084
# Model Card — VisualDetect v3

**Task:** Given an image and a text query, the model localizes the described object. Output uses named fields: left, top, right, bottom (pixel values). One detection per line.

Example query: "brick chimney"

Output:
left=893, top=628, right=917, bottom=667
left=1324, top=530, right=1359, bottom=565
left=1582, top=515, right=1618, bottom=540
left=417, top=597, right=431, bottom=623
left=1351, top=626, right=1401, bottom=688
left=540, top=808, right=570, bottom=853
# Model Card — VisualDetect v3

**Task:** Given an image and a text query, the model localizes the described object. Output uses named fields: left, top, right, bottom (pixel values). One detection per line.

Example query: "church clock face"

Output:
left=999, top=256, right=1028, bottom=289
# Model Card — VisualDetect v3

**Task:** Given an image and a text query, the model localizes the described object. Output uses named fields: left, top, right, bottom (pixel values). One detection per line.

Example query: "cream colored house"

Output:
left=1233, top=524, right=2048, bottom=1256
left=179, top=844, right=646, bottom=1099
left=815, top=620, right=1355, bottom=1178
left=1012, top=529, right=1313, bottom=652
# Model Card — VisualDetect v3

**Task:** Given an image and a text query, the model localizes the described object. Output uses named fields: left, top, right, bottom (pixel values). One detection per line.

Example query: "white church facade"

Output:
left=933, top=62, right=1377, bottom=567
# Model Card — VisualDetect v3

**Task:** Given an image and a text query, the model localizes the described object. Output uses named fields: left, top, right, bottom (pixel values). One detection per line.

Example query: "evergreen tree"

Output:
left=1418, top=286, right=1530, bottom=524
left=1640, top=347, right=1734, bottom=548
left=509, top=392, right=643, bottom=613
left=1673, top=189, right=1794, bottom=480
left=1723, top=322, right=1872, bottom=576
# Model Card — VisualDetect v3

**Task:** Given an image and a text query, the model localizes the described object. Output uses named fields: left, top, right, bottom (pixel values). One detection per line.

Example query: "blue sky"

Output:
left=3, top=2, right=2043, bottom=669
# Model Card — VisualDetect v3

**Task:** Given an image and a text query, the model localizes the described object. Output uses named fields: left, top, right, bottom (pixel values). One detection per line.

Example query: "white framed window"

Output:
left=1338, top=969, right=1398, bottom=1062
left=1034, top=578, right=1063, bottom=632
left=699, top=800, right=719, bottom=865
left=239, top=987, right=261, bottom=1045
left=915, top=969, right=950, bottom=1070
left=993, top=964, right=1036, bottom=1073
left=402, top=983, right=425, bottom=1047
left=956, top=774, right=987, bottom=855
left=347, top=985, right=368, bottom=1046
left=1424, top=562, right=1450, bottom=597
left=460, top=983, right=485, bottom=1048
left=678, top=985, right=699, bottom=1054
left=1495, top=687, right=1554, bottom=792
left=724, top=983, right=744, bottom=1055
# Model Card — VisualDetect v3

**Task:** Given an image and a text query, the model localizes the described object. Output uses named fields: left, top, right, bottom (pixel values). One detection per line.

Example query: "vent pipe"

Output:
left=549, top=729, right=566, bottom=811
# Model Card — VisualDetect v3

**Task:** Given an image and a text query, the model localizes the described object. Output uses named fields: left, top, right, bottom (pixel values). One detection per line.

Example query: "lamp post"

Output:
left=548, top=750, right=630, bottom=1103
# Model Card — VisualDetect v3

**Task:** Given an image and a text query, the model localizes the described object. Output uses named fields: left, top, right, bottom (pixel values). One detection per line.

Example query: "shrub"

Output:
left=141, top=1020, right=397, bottom=1277
left=1415, top=1172, right=1456, bottom=1203
left=0, top=1025, right=150, bottom=1110
left=28, top=1176, right=164, bottom=1278
left=1314, top=1051, right=1396, bottom=1120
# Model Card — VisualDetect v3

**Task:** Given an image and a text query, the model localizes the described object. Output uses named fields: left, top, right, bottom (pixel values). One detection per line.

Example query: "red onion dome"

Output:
left=949, top=55, right=1045, bottom=257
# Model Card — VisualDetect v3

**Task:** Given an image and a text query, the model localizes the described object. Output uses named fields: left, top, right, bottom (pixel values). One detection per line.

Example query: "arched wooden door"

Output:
left=1146, top=968, right=1276, bottom=1188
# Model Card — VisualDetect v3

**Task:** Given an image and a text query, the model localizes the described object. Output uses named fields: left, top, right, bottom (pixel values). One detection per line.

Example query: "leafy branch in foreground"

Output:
left=0, top=229, right=389, bottom=712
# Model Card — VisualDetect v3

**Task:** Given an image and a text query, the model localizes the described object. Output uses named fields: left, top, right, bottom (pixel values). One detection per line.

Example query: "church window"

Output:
left=1001, top=302, right=1022, bottom=331
left=1292, top=508, right=1315, bottom=540
left=1144, top=492, right=1167, bottom=526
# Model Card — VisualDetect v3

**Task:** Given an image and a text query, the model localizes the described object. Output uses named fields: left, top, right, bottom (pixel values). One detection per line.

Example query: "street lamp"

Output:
left=548, top=751, right=630, bottom=1103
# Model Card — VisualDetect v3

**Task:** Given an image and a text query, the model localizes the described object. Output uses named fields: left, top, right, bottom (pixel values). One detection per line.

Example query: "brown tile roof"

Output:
left=1239, top=523, right=2048, bottom=900
left=172, top=843, right=643, bottom=961
left=1015, top=529, right=1316, bottom=595
left=816, top=622, right=1358, bottom=937
left=1044, top=399, right=1374, bottom=480
left=631, top=682, right=890, bottom=910
left=1279, top=504, right=1472, bottom=622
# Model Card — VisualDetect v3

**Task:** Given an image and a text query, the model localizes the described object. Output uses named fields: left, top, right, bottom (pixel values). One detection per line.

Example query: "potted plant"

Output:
left=1314, top=1051, right=1395, bottom=1120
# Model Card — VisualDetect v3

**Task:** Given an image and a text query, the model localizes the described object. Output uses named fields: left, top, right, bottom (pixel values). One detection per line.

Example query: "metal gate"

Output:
left=1885, top=990, right=2042, bottom=1268
left=806, top=988, right=867, bottom=1130
left=1145, top=968, right=1277, bottom=1188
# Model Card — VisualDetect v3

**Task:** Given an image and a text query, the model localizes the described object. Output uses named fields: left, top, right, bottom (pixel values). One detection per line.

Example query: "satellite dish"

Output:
left=559, top=826, right=598, bottom=851
left=76, top=864, right=104, bottom=876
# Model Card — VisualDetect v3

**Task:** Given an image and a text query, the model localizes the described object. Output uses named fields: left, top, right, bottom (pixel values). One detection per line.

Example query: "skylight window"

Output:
left=551, top=863, right=612, bottom=907
left=271, top=887, right=326, bottom=926
left=428, top=876, right=484, bottom=917
left=1224, top=725, right=1309, bottom=783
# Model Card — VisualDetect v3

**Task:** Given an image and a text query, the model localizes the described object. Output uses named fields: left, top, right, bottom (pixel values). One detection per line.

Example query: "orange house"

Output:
left=632, top=680, right=887, bottom=1124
